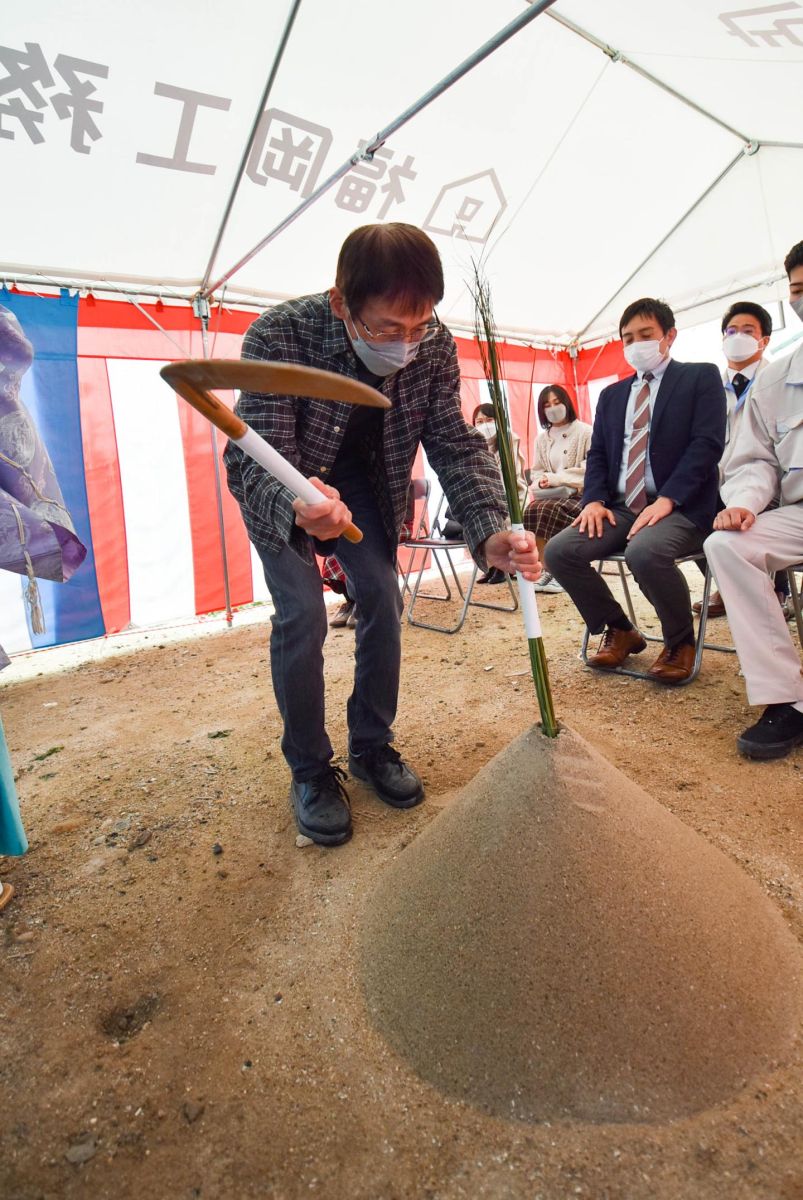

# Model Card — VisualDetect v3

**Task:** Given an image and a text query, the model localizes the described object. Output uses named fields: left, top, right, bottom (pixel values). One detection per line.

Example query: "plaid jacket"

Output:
left=223, top=293, right=508, bottom=565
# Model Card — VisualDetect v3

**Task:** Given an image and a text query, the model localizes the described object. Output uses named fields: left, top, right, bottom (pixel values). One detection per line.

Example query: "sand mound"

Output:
left=361, top=726, right=802, bottom=1124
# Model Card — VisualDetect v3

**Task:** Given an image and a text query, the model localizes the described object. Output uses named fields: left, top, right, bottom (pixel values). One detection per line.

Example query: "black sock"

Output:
left=608, top=616, right=633, bottom=632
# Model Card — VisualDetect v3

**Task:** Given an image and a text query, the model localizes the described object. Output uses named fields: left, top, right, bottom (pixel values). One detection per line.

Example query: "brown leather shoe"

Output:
left=692, top=590, right=725, bottom=618
left=588, top=626, right=647, bottom=669
left=647, top=641, right=695, bottom=685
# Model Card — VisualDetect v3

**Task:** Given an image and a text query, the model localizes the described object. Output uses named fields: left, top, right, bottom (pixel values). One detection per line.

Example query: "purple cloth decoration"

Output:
left=0, top=302, right=87, bottom=664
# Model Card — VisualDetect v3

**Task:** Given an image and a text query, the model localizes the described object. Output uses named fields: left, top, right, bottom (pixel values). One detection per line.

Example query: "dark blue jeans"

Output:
left=254, top=474, right=403, bottom=781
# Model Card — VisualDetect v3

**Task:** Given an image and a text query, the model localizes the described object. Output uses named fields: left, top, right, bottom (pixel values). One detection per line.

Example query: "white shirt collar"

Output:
left=727, top=359, right=760, bottom=383
left=635, top=355, right=672, bottom=384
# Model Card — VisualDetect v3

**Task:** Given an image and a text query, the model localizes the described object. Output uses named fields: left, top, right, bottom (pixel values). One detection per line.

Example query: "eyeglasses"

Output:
left=352, top=310, right=442, bottom=345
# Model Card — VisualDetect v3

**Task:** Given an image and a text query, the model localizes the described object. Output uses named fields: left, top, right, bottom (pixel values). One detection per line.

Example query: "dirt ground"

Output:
left=1, top=576, right=801, bottom=1200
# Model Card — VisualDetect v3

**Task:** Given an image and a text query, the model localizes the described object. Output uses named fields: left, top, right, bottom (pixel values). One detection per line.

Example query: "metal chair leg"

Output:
left=407, top=550, right=517, bottom=634
left=787, top=566, right=803, bottom=647
left=407, top=554, right=476, bottom=634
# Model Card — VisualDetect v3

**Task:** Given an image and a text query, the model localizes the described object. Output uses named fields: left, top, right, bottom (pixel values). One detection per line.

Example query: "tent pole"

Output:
left=194, top=296, right=234, bottom=628
left=576, top=149, right=746, bottom=341
left=759, top=141, right=803, bottom=150
left=200, top=0, right=304, bottom=295
left=201, top=0, right=558, bottom=299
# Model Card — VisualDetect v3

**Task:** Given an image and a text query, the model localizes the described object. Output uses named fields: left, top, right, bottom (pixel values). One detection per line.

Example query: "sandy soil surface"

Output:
left=1, top=577, right=801, bottom=1200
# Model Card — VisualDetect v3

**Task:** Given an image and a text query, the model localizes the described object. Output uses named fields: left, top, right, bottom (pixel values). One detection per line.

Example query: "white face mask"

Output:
left=476, top=420, right=496, bottom=440
left=723, top=331, right=760, bottom=362
left=344, top=311, right=420, bottom=376
left=791, top=296, right=803, bottom=323
left=347, top=330, right=419, bottom=376
left=623, top=339, right=668, bottom=374
left=544, top=404, right=567, bottom=424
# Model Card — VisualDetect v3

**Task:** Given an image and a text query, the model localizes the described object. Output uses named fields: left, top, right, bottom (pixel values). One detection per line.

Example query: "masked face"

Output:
left=544, top=403, right=567, bottom=424
left=723, top=331, right=761, bottom=363
left=620, top=313, right=675, bottom=375
left=791, top=296, right=803, bottom=323
left=336, top=296, right=435, bottom=377
left=476, top=420, right=496, bottom=440
left=345, top=326, right=420, bottom=376
left=623, top=339, right=668, bottom=374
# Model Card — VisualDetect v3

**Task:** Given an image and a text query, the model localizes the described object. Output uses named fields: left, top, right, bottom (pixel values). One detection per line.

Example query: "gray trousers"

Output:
left=543, top=502, right=705, bottom=646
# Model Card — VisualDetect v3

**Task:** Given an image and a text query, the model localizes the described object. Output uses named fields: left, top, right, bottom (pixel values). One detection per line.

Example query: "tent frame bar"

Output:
left=4, top=263, right=791, bottom=353
left=545, top=9, right=751, bottom=145
left=200, top=0, right=558, bottom=299
left=1, top=273, right=269, bottom=311
left=0, top=272, right=554, bottom=346
left=200, top=0, right=304, bottom=295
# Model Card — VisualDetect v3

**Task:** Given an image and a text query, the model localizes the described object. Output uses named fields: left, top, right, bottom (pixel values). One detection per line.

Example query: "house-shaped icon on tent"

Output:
left=423, top=169, right=506, bottom=245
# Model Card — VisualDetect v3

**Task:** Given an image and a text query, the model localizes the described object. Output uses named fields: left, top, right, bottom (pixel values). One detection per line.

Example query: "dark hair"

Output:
left=721, top=301, right=772, bottom=338
left=471, top=402, right=495, bottom=424
left=784, top=240, right=803, bottom=278
left=335, top=223, right=444, bottom=313
left=537, top=384, right=578, bottom=430
left=618, top=298, right=675, bottom=337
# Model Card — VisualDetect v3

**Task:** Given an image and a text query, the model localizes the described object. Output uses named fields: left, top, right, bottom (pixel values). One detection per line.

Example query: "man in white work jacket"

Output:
left=704, top=239, right=803, bottom=759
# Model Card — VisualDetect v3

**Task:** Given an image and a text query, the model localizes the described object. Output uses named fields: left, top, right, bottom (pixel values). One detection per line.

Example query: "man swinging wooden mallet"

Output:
left=169, top=224, right=541, bottom=847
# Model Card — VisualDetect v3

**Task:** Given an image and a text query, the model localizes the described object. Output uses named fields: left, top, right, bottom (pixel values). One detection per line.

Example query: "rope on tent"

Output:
left=482, top=56, right=610, bottom=266
left=546, top=10, right=751, bottom=144
left=206, top=286, right=233, bottom=361
left=119, top=292, right=192, bottom=357
left=575, top=149, right=747, bottom=342
left=577, top=341, right=609, bottom=387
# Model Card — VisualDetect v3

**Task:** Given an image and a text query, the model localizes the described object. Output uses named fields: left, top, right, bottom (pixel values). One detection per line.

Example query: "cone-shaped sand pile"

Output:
left=361, top=727, right=802, bottom=1124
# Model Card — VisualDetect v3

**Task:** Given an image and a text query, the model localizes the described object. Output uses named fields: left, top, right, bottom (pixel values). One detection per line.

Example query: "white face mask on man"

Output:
left=791, top=296, right=803, bottom=323
left=723, top=331, right=760, bottom=362
left=346, top=326, right=420, bottom=376
left=623, top=339, right=668, bottom=374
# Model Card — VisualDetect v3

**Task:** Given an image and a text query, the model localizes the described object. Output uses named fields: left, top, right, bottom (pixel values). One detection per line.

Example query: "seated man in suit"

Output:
left=544, top=297, right=726, bottom=684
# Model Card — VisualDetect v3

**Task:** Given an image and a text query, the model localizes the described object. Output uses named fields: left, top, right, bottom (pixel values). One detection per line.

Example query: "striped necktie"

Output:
left=624, top=372, right=654, bottom=513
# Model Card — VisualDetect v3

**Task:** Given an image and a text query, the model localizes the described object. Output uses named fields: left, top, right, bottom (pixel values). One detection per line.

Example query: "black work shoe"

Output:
left=737, top=704, right=803, bottom=760
left=290, top=765, right=352, bottom=845
left=476, top=567, right=506, bottom=585
left=348, top=745, right=425, bottom=809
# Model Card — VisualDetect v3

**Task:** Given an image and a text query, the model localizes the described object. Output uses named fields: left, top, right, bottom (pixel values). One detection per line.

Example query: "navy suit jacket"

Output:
left=582, top=359, right=726, bottom=532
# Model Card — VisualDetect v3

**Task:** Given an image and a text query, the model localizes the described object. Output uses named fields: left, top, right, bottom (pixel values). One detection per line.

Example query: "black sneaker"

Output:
left=737, top=704, right=803, bottom=760
left=290, top=765, right=352, bottom=845
left=348, top=745, right=425, bottom=809
left=476, top=567, right=506, bottom=585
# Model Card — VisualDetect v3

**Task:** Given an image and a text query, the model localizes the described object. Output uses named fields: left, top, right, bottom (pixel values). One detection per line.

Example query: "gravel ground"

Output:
left=1, top=576, right=801, bottom=1200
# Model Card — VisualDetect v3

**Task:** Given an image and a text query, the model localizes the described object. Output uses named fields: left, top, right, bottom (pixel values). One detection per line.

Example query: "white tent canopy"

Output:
left=3, top=0, right=802, bottom=343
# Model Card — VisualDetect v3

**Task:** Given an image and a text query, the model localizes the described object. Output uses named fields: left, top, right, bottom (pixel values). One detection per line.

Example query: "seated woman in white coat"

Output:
left=523, top=385, right=592, bottom=593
